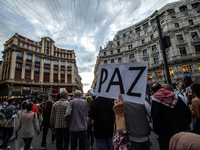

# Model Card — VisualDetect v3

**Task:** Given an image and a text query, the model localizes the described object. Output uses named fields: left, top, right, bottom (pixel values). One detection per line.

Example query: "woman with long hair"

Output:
left=189, top=83, right=200, bottom=134
left=41, top=100, right=55, bottom=150
left=15, top=102, right=40, bottom=150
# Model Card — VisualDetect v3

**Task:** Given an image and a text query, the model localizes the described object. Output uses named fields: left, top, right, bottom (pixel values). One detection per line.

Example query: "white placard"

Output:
left=95, top=61, right=148, bottom=104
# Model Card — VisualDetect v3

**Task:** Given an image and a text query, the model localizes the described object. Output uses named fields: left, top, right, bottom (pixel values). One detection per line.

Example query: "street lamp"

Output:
left=26, top=76, right=30, bottom=86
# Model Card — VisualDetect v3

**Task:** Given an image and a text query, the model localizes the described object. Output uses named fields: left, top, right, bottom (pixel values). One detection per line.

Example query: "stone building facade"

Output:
left=0, top=33, right=83, bottom=102
left=92, top=0, right=200, bottom=91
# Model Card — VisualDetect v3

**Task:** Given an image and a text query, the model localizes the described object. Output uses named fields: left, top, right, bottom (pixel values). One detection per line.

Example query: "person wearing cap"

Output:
left=65, top=90, right=88, bottom=150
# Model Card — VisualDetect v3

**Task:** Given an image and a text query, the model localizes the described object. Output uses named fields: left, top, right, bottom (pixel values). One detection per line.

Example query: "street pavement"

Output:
left=7, top=123, right=159, bottom=150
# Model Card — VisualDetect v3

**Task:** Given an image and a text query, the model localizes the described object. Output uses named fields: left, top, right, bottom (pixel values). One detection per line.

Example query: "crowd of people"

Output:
left=0, top=75, right=199, bottom=150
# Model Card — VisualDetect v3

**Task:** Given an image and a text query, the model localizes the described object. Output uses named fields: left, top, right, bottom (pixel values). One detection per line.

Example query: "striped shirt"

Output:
left=50, top=99, right=69, bottom=128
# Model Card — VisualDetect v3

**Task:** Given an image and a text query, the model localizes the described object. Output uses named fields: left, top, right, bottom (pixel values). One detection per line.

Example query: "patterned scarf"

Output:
left=0, top=103, right=17, bottom=123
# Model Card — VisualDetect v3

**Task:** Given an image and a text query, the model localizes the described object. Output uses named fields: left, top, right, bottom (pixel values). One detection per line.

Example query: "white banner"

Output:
left=95, top=61, right=148, bottom=104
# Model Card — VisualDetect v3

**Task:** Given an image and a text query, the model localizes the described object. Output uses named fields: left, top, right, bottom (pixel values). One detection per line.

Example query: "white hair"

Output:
left=60, top=90, right=68, bottom=98
left=74, top=90, right=82, bottom=97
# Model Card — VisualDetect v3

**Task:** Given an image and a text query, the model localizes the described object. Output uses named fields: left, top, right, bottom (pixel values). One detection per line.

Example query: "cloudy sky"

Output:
left=0, top=0, right=180, bottom=93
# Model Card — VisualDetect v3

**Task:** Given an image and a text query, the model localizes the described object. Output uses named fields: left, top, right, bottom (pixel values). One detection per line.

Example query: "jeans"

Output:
left=131, top=139, right=150, bottom=150
left=94, top=137, right=112, bottom=150
left=71, top=131, right=87, bottom=150
left=86, top=126, right=94, bottom=150
left=0, top=127, right=14, bottom=149
left=41, top=125, right=55, bottom=147
left=23, top=137, right=33, bottom=150
left=55, top=128, right=70, bottom=150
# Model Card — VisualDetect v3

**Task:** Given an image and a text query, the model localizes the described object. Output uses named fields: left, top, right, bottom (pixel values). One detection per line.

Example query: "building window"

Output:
left=31, top=46, right=33, bottom=50
left=35, top=47, right=37, bottom=52
left=151, top=19, right=156, bottom=24
left=129, top=54, right=135, bottom=59
left=17, top=52, right=23, bottom=59
left=60, top=53, right=62, bottom=57
left=123, top=39, right=125, bottom=42
left=123, top=34, right=126, bottom=37
left=161, top=20, right=164, bottom=24
left=182, top=65, right=191, bottom=73
left=104, top=52, right=106, bottom=56
left=151, top=34, right=154, bottom=40
left=175, top=23, right=179, bottom=28
left=117, top=41, right=120, bottom=46
left=57, top=53, right=59, bottom=57
left=117, top=36, right=120, bottom=40
left=143, top=49, right=147, bottom=55
left=142, top=39, right=145, bottom=44
left=44, top=69, right=50, bottom=74
left=144, top=30, right=147, bottom=34
left=198, top=64, right=200, bottom=71
left=16, top=64, right=22, bottom=70
left=167, top=9, right=175, bottom=14
left=177, top=34, right=184, bottom=41
left=54, top=60, right=58, bottom=66
left=111, top=51, right=113, bottom=55
left=197, top=10, right=200, bottom=13
left=154, top=56, right=159, bottom=64
left=128, top=44, right=132, bottom=49
left=104, top=60, right=107, bottom=64
left=25, top=66, right=31, bottom=71
left=161, top=28, right=163, bottom=34
left=54, top=52, right=56, bottom=56
left=39, top=48, right=41, bottom=52
left=135, top=27, right=141, bottom=32
left=130, top=31, right=132, bottom=34
left=171, top=16, right=176, bottom=19
left=152, top=45, right=156, bottom=51
left=156, top=71, right=162, bottom=78
left=195, top=45, right=200, bottom=53
left=18, top=41, right=20, bottom=46
left=191, top=3, right=200, bottom=9
left=35, top=56, right=40, bottom=63
left=118, top=49, right=120, bottom=53
left=118, top=57, right=122, bottom=63
left=111, top=59, right=115, bottom=63
left=26, top=44, right=28, bottom=49
left=34, top=67, right=39, bottom=72
left=188, top=20, right=194, bottom=25
left=26, top=54, right=32, bottom=61
left=180, top=47, right=187, bottom=54
left=148, top=73, right=152, bottom=80
left=160, top=12, right=165, bottom=18
left=44, top=59, right=50, bottom=65
left=61, top=61, right=65, bottom=67
left=143, top=22, right=148, bottom=29
left=169, top=68, right=174, bottom=76
left=184, top=13, right=188, bottom=16
left=22, top=43, right=24, bottom=47
left=152, top=26, right=155, bottom=30
left=179, top=5, right=188, bottom=12
left=138, top=33, right=140, bottom=37
left=67, top=62, right=72, bottom=67
left=166, top=51, right=169, bottom=59
left=191, top=32, right=198, bottom=39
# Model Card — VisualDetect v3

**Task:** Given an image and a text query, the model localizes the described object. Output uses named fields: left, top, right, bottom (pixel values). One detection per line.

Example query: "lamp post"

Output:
left=58, top=79, right=60, bottom=94
left=151, top=10, right=172, bottom=85
left=161, top=63, right=167, bottom=84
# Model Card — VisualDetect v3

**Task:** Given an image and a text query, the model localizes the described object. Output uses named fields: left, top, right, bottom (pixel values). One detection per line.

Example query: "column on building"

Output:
left=65, top=61, right=68, bottom=83
left=58, top=60, right=61, bottom=82
left=184, top=30, right=194, bottom=54
left=31, top=54, right=35, bottom=81
left=40, top=58, right=44, bottom=83
left=41, top=39, right=45, bottom=53
left=21, top=51, right=26, bottom=80
left=51, top=42, right=54, bottom=56
left=71, top=62, right=75, bottom=84
left=169, top=35, right=178, bottom=57
left=50, top=59, right=54, bottom=83
left=9, top=50, right=17, bottom=80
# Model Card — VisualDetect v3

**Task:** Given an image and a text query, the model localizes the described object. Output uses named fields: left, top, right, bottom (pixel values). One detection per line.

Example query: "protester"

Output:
left=189, top=83, right=200, bottom=134
left=32, top=100, right=42, bottom=120
left=86, top=96, right=94, bottom=150
left=169, top=132, right=200, bottom=150
left=124, top=96, right=151, bottom=150
left=89, top=96, right=115, bottom=150
left=15, top=102, right=40, bottom=150
left=18, top=102, right=27, bottom=119
left=41, top=100, right=55, bottom=150
left=50, top=90, right=69, bottom=150
left=183, top=75, right=193, bottom=99
left=113, top=94, right=131, bottom=150
left=151, top=83, right=191, bottom=150
left=0, top=99, right=17, bottom=149
left=65, top=90, right=88, bottom=150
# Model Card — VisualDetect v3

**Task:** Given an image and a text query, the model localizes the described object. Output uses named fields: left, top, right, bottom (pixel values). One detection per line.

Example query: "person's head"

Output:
left=60, top=90, right=68, bottom=100
left=194, top=79, right=199, bottom=83
left=183, top=76, right=192, bottom=87
left=44, top=100, right=53, bottom=111
left=22, top=102, right=27, bottom=109
left=151, top=83, right=162, bottom=94
left=33, top=100, right=37, bottom=104
left=86, top=96, right=92, bottom=108
left=74, top=90, right=82, bottom=98
left=190, top=83, right=200, bottom=99
left=7, top=99, right=15, bottom=105
left=163, top=84, right=174, bottom=92
left=26, top=102, right=34, bottom=111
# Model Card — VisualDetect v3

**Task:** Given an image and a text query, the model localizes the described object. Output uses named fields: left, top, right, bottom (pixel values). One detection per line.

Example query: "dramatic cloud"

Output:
left=0, top=0, right=180, bottom=92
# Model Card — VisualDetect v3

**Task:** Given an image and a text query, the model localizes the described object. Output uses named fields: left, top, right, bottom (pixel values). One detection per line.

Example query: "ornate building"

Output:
left=92, top=0, right=200, bottom=91
left=0, top=33, right=83, bottom=102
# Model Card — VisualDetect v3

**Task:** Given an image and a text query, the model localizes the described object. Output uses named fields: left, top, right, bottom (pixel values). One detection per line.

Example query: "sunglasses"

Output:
left=183, top=75, right=191, bottom=77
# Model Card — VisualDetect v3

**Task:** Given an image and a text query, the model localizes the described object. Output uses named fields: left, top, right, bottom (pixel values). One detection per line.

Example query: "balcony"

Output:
left=129, top=58, right=136, bottom=62
left=142, top=53, right=149, bottom=59
left=192, top=37, right=200, bottom=43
